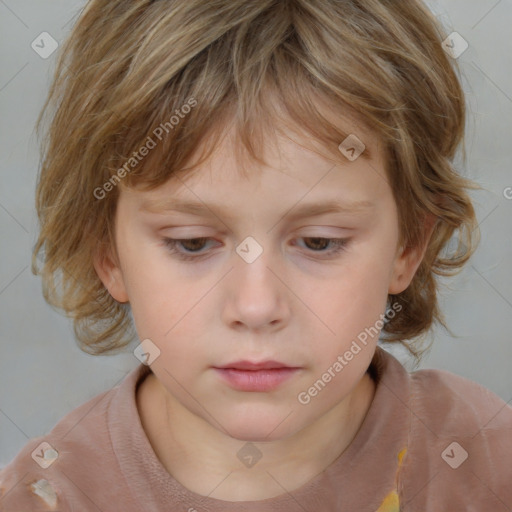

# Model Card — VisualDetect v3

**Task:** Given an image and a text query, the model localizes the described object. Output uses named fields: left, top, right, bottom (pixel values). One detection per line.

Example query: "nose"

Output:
left=222, top=245, right=290, bottom=333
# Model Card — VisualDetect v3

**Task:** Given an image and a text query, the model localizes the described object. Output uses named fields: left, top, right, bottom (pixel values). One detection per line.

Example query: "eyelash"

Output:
left=162, top=237, right=350, bottom=262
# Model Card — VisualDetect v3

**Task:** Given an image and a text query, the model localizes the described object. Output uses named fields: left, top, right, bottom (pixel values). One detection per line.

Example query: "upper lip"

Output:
left=215, top=360, right=297, bottom=370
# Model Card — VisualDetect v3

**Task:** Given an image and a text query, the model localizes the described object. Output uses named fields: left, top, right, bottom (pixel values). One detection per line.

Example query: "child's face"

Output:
left=95, top=122, right=427, bottom=441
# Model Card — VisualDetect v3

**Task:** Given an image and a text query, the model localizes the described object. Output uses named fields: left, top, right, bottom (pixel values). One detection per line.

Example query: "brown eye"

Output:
left=162, top=237, right=216, bottom=261
left=295, top=237, right=349, bottom=256
left=162, top=236, right=350, bottom=263
left=303, top=237, right=330, bottom=251
left=177, top=238, right=209, bottom=252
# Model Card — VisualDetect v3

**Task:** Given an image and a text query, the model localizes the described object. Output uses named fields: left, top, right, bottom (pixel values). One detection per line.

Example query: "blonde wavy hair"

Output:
left=32, top=0, right=480, bottom=362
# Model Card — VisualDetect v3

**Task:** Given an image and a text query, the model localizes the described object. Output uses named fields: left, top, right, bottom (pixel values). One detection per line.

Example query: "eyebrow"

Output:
left=140, top=198, right=375, bottom=220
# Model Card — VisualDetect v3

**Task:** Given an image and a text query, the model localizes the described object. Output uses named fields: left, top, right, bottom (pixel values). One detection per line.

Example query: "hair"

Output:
left=32, top=0, right=480, bottom=364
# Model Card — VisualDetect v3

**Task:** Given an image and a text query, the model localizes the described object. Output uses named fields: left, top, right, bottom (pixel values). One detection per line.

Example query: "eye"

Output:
left=162, top=237, right=213, bottom=261
left=293, top=237, right=349, bottom=258
left=162, top=236, right=351, bottom=262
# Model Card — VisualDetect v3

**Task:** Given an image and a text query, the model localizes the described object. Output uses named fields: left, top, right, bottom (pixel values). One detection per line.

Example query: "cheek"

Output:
left=308, top=242, right=397, bottom=360
left=123, top=264, right=214, bottom=366
left=115, top=237, right=181, bottom=337
left=121, top=218, right=398, bottom=358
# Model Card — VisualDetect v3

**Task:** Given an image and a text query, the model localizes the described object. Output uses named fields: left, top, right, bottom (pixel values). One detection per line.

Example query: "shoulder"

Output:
left=399, top=366, right=512, bottom=510
left=410, top=367, right=511, bottom=430
left=0, top=382, right=120, bottom=511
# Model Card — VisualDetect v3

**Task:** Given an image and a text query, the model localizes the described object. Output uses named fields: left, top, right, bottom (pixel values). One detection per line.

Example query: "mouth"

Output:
left=213, top=360, right=301, bottom=392
left=215, top=360, right=296, bottom=371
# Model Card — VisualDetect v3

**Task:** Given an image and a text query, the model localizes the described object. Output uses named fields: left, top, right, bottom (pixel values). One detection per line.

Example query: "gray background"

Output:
left=1, top=0, right=511, bottom=467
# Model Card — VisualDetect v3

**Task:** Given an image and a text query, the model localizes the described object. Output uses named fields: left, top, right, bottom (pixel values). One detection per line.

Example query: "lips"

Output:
left=216, top=360, right=295, bottom=371
left=213, top=360, right=301, bottom=392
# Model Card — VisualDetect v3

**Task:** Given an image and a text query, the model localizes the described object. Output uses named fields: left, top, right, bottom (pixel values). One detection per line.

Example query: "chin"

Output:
left=227, top=425, right=288, bottom=443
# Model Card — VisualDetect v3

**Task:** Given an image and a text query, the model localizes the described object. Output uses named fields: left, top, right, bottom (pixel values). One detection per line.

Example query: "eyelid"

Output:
left=161, top=235, right=351, bottom=262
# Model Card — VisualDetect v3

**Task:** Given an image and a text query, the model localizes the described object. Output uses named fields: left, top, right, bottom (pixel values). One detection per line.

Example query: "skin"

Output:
left=94, top=118, right=435, bottom=501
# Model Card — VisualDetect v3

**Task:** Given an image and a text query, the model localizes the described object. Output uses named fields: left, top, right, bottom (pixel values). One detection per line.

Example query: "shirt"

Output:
left=1, top=346, right=511, bottom=511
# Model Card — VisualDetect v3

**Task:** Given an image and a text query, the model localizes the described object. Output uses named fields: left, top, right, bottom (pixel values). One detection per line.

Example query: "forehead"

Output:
left=177, top=91, right=382, bottom=176
left=126, top=128, right=390, bottom=225
left=120, top=98, right=389, bottom=216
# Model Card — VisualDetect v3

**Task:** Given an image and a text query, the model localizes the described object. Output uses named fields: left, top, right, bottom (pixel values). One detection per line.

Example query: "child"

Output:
left=1, top=0, right=511, bottom=510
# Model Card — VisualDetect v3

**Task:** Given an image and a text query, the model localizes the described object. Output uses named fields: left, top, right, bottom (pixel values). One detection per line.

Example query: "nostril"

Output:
left=30, top=479, right=58, bottom=509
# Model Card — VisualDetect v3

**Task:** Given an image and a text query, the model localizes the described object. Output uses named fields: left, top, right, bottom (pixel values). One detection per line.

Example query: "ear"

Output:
left=93, top=244, right=129, bottom=303
left=388, top=213, right=437, bottom=295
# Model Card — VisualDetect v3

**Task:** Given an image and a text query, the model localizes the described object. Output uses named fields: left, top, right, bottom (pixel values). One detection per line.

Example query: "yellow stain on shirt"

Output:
left=376, top=490, right=400, bottom=512
left=375, top=447, right=407, bottom=512
left=397, top=447, right=406, bottom=466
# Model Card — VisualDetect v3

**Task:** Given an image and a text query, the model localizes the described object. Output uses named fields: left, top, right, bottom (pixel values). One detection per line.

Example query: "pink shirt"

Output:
left=1, top=346, right=511, bottom=511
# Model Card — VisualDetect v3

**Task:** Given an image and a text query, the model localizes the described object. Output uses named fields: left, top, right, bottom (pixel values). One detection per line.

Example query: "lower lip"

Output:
left=214, top=368, right=299, bottom=392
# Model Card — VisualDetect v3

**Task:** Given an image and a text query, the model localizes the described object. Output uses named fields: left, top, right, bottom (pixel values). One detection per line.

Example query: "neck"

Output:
left=138, top=370, right=375, bottom=501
